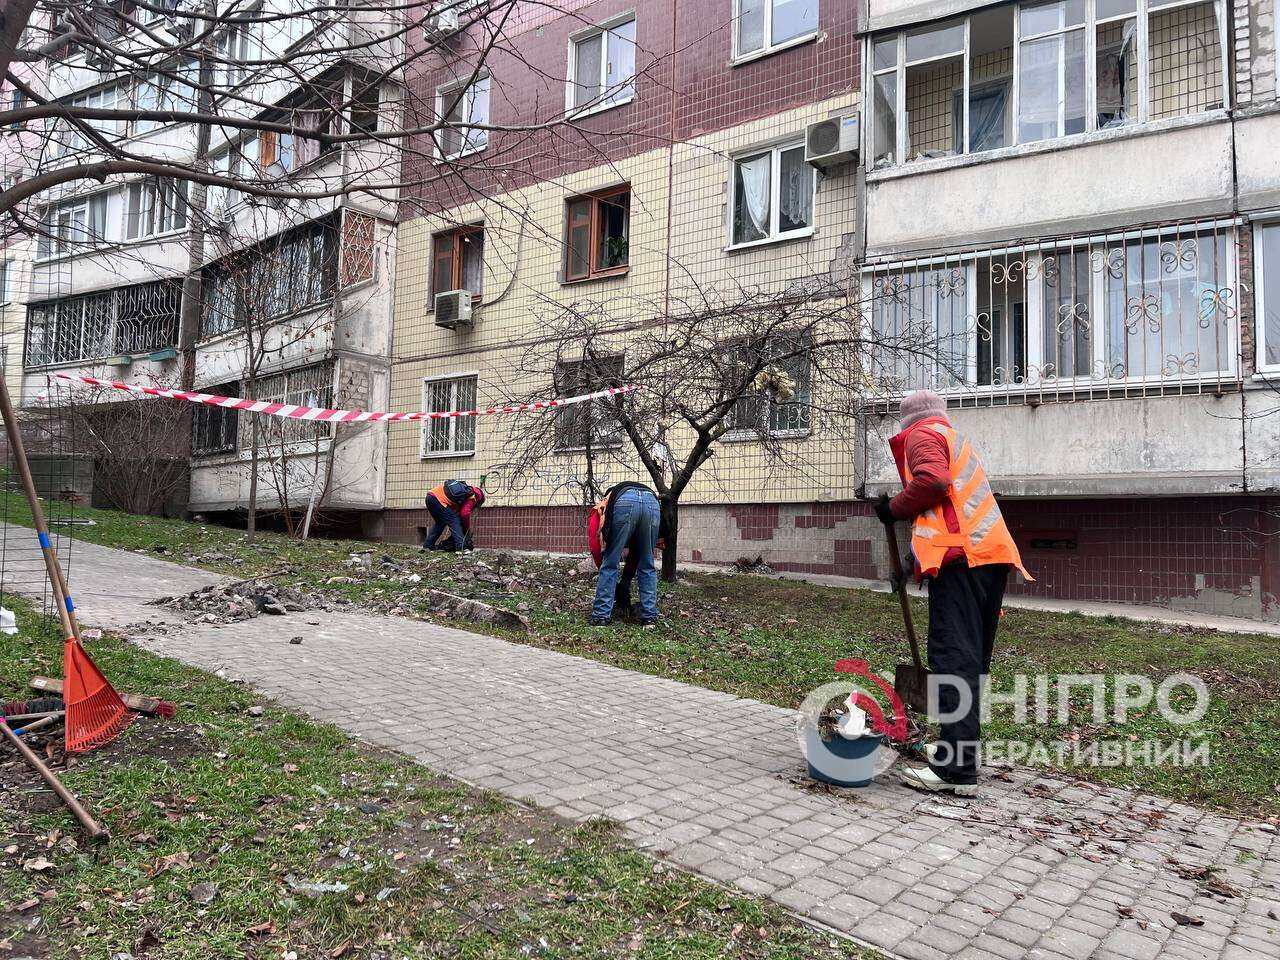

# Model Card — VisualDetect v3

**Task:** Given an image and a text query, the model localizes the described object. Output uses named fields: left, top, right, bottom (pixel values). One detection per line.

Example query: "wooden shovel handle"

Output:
left=883, top=521, right=926, bottom=675
left=0, top=720, right=107, bottom=842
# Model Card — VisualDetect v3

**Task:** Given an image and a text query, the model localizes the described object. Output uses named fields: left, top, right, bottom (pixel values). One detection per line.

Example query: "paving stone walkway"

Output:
left=8, top=535, right=1280, bottom=960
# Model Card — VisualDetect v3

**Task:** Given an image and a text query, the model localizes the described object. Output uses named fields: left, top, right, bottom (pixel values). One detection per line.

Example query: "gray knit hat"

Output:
left=898, top=389, right=948, bottom=430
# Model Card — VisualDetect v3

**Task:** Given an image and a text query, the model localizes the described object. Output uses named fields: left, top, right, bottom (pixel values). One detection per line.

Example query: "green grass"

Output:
left=3, top=492, right=1279, bottom=818
left=0, top=596, right=875, bottom=960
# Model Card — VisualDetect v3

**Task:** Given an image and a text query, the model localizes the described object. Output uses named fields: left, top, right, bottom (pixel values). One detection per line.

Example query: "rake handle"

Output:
left=0, top=719, right=107, bottom=842
left=883, top=520, right=925, bottom=675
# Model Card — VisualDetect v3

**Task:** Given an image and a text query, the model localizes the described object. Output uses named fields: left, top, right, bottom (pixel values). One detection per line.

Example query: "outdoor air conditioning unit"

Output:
left=424, top=8, right=461, bottom=39
left=434, top=289, right=473, bottom=329
left=805, top=115, right=860, bottom=169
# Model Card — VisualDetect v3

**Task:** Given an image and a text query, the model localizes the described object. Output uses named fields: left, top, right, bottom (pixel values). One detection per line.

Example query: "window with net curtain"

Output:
left=570, top=18, right=636, bottom=113
left=437, top=76, right=490, bottom=159
left=422, top=375, right=478, bottom=456
left=731, top=143, right=813, bottom=246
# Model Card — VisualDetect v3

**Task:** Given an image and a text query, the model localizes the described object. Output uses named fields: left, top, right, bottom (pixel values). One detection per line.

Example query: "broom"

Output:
left=0, top=372, right=132, bottom=753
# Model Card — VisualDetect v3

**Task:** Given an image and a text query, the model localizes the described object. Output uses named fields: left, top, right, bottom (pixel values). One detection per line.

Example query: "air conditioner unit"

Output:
left=434, top=289, right=473, bottom=329
left=805, top=115, right=860, bottom=169
left=424, top=9, right=461, bottom=39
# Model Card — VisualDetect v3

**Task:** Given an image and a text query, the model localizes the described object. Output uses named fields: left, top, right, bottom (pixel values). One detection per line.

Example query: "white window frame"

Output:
left=0, top=258, right=13, bottom=305
left=35, top=193, right=110, bottom=261
left=420, top=372, right=479, bottom=458
left=125, top=178, right=188, bottom=241
left=725, top=140, right=816, bottom=251
left=1253, top=216, right=1280, bottom=376
left=565, top=14, right=638, bottom=118
left=434, top=74, right=491, bottom=161
left=860, top=219, right=1240, bottom=396
left=866, top=0, right=1228, bottom=170
left=732, top=0, right=821, bottom=64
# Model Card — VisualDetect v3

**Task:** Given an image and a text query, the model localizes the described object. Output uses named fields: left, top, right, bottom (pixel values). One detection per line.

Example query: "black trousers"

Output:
left=926, top=562, right=1011, bottom=784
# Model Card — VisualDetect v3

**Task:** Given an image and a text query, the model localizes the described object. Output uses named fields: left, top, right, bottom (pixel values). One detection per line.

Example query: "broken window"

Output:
left=1018, top=0, right=1087, bottom=144
left=1260, top=224, right=1280, bottom=373
left=251, top=363, right=335, bottom=446
left=1042, top=250, right=1092, bottom=378
left=24, top=280, right=178, bottom=367
left=725, top=334, right=813, bottom=435
left=554, top=355, right=625, bottom=450
left=564, top=187, right=630, bottom=282
left=868, top=0, right=1224, bottom=165
left=730, top=142, right=814, bottom=247
left=192, top=383, right=240, bottom=456
left=975, top=255, right=1028, bottom=386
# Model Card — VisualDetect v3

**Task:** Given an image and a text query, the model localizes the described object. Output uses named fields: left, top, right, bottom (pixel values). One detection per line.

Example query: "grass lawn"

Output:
left=3, top=492, right=1279, bottom=820
left=0, top=595, right=874, bottom=960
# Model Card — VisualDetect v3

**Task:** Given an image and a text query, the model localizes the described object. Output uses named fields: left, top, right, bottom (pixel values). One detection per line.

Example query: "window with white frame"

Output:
left=421, top=374, right=478, bottom=456
left=0, top=259, right=13, bottom=304
left=868, top=0, right=1225, bottom=169
left=568, top=17, right=637, bottom=114
left=865, top=221, right=1236, bottom=395
left=218, top=15, right=258, bottom=88
left=35, top=194, right=109, bottom=260
left=1256, top=222, right=1280, bottom=373
left=729, top=142, right=815, bottom=248
left=133, top=61, right=198, bottom=136
left=124, top=178, right=189, bottom=239
left=48, top=85, right=125, bottom=158
left=734, top=0, right=819, bottom=61
left=253, top=363, right=336, bottom=446
left=436, top=75, right=490, bottom=159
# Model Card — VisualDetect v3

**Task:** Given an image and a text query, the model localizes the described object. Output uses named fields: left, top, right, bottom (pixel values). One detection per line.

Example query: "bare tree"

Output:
left=495, top=280, right=922, bottom=581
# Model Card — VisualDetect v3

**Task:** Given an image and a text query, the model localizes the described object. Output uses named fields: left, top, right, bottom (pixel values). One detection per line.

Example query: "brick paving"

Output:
left=8, top=535, right=1280, bottom=960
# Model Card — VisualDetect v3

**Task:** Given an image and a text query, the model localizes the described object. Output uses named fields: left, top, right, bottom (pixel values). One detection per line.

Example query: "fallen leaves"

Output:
left=21, top=856, right=54, bottom=873
left=1171, top=911, right=1204, bottom=927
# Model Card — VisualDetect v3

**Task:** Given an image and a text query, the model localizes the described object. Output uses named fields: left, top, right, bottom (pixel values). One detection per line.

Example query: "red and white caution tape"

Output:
left=46, top=372, right=638, bottom=423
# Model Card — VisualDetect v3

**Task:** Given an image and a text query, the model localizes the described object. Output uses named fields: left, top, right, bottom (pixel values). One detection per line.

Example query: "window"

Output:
left=725, top=334, right=812, bottom=435
left=735, top=0, right=819, bottom=60
left=1259, top=223, right=1280, bottom=373
left=568, top=17, right=636, bottom=114
left=564, top=187, right=630, bottom=281
left=729, top=142, right=814, bottom=248
left=24, top=280, right=178, bottom=368
left=0, top=259, right=12, bottom=304
left=48, top=85, right=124, bottom=158
left=436, top=75, right=490, bottom=159
left=133, top=61, right=198, bottom=136
left=207, top=144, right=245, bottom=215
left=349, top=82, right=381, bottom=135
left=199, top=221, right=338, bottom=337
left=554, top=355, right=624, bottom=450
left=864, top=221, right=1236, bottom=395
left=219, top=17, right=257, bottom=88
left=124, top=178, right=189, bottom=239
left=869, top=0, right=1226, bottom=168
left=190, top=389, right=239, bottom=455
left=431, top=227, right=484, bottom=299
left=421, top=374, right=478, bottom=457
left=35, top=194, right=109, bottom=259
left=8, top=88, right=25, bottom=129
left=252, top=363, right=336, bottom=446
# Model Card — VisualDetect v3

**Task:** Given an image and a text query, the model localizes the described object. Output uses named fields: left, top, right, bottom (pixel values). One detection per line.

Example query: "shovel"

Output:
left=883, top=521, right=929, bottom=713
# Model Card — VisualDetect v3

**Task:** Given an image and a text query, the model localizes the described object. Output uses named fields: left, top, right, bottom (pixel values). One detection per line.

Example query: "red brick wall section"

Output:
left=380, top=496, right=1280, bottom=619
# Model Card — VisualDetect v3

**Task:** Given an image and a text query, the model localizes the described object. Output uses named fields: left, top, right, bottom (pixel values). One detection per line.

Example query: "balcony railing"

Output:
left=25, top=280, right=180, bottom=368
left=862, top=218, right=1240, bottom=403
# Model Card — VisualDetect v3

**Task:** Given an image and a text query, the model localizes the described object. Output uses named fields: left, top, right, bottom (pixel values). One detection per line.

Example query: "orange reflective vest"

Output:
left=900, top=423, right=1031, bottom=581
left=427, top=483, right=455, bottom=508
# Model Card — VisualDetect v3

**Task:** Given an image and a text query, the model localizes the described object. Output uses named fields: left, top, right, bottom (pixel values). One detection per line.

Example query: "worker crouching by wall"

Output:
left=423, top=479, right=477, bottom=553
left=588, top=483, right=662, bottom=627
left=437, top=485, right=485, bottom=551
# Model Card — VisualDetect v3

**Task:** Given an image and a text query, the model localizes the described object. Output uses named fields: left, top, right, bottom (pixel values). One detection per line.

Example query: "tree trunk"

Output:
left=246, top=416, right=259, bottom=541
left=660, top=496, right=679, bottom=582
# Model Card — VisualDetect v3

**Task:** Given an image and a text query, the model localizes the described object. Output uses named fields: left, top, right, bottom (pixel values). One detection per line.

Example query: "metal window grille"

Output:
left=421, top=375, right=478, bottom=456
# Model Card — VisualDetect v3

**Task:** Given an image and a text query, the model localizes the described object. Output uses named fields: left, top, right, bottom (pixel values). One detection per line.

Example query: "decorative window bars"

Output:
left=24, top=280, right=180, bottom=367
left=862, top=219, right=1239, bottom=402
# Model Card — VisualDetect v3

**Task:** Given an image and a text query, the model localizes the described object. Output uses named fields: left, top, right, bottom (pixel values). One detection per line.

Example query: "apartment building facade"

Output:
left=386, top=0, right=1280, bottom=620
left=381, top=0, right=864, bottom=557
left=8, top=1, right=401, bottom=523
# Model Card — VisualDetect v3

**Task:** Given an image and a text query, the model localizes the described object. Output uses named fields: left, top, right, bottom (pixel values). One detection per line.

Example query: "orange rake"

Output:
left=63, top=633, right=132, bottom=753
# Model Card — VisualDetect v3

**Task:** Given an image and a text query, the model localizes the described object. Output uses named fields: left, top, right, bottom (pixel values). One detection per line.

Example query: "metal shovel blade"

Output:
left=894, top=663, right=929, bottom=714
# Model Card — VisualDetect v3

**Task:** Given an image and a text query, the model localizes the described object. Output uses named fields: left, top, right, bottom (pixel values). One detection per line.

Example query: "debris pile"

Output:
left=151, top=580, right=328, bottom=623
left=733, top=555, right=775, bottom=575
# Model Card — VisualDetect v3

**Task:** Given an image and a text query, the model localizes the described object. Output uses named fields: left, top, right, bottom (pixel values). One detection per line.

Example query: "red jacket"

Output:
left=458, top=486, right=484, bottom=531
left=888, top=416, right=964, bottom=572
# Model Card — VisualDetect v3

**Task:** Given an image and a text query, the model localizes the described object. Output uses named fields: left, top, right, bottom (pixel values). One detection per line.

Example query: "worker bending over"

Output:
left=424, top=479, right=477, bottom=553
left=876, top=390, right=1030, bottom=795
left=589, top=483, right=661, bottom=627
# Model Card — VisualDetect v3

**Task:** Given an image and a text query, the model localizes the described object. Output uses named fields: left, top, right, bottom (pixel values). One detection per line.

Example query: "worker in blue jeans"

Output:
left=590, top=483, right=661, bottom=626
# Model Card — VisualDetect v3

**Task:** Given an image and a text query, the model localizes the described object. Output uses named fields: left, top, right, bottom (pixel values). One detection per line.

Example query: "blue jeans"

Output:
left=592, top=489, right=660, bottom=622
left=424, top=496, right=465, bottom=550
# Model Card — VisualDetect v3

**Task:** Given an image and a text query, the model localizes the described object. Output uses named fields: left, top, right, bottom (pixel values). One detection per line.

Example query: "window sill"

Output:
left=730, top=32, right=820, bottom=68
left=435, top=144, right=488, bottom=164
left=725, top=228, right=815, bottom=253
left=420, top=449, right=477, bottom=460
left=566, top=95, right=634, bottom=121
left=722, top=428, right=811, bottom=443
left=866, top=109, right=1231, bottom=183
left=561, top=266, right=630, bottom=285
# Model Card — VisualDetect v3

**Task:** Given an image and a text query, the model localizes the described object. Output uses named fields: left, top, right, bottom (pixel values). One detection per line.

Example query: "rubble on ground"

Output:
left=427, top=590, right=530, bottom=633
left=733, top=555, right=774, bottom=575
left=150, top=580, right=330, bottom=623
